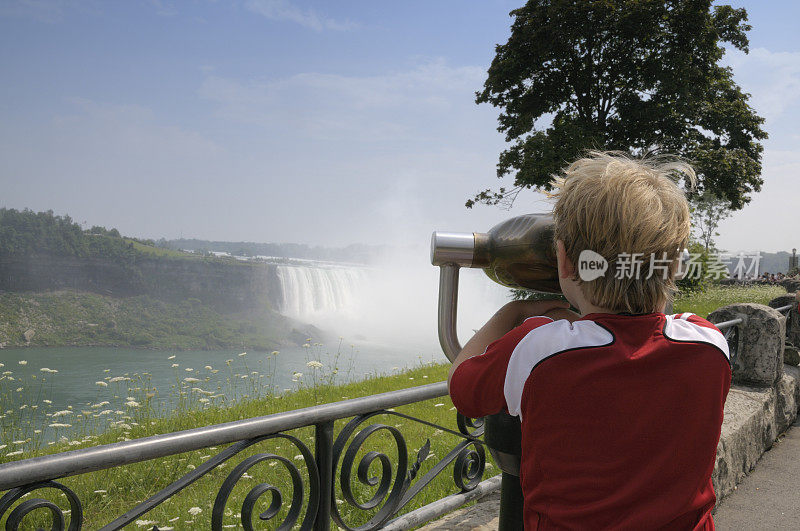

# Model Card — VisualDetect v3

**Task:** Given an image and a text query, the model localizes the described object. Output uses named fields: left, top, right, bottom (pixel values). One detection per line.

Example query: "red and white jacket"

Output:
left=450, top=312, right=731, bottom=530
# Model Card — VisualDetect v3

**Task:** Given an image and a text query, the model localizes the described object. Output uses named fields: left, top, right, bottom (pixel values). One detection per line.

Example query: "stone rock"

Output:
left=23, top=329, right=35, bottom=344
left=768, top=295, right=797, bottom=311
left=709, top=304, right=785, bottom=387
left=776, top=372, right=798, bottom=433
left=769, top=295, right=800, bottom=346
left=781, top=279, right=800, bottom=293
left=785, top=345, right=800, bottom=366
left=712, top=386, right=775, bottom=499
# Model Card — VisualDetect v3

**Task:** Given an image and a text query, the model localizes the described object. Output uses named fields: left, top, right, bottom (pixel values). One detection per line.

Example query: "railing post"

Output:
left=484, top=413, right=524, bottom=530
left=314, top=420, right=335, bottom=531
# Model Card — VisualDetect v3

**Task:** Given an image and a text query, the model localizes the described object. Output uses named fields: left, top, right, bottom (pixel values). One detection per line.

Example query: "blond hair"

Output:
left=550, top=151, right=695, bottom=313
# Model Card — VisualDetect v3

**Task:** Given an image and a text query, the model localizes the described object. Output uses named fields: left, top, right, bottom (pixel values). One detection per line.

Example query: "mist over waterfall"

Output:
left=272, top=255, right=511, bottom=352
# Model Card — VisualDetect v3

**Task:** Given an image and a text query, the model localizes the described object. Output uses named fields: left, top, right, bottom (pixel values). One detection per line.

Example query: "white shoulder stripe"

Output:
left=663, top=314, right=729, bottom=360
left=503, top=320, right=614, bottom=421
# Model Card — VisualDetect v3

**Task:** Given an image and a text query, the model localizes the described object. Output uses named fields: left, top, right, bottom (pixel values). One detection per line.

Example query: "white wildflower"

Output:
left=96, top=381, right=108, bottom=387
left=184, top=377, right=200, bottom=383
left=48, top=423, right=71, bottom=428
left=188, top=506, right=202, bottom=516
left=238, top=352, right=246, bottom=357
left=306, top=361, right=323, bottom=369
left=168, top=355, right=176, bottom=360
left=204, top=365, right=212, bottom=370
left=6, top=450, right=23, bottom=457
left=125, top=401, right=140, bottom=408
left=18, top=360, right=27, bottom=365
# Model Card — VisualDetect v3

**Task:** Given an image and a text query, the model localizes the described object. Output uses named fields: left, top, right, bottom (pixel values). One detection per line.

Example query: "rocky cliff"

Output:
left=0, top=255, right=282, bottom=313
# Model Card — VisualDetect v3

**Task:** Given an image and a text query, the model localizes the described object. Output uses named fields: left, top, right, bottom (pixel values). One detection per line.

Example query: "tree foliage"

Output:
left=0, top=208, right=136, bottom=263
left=690, top=193, right=731, bottom=251
left=471, top=0, right=767, bottom=210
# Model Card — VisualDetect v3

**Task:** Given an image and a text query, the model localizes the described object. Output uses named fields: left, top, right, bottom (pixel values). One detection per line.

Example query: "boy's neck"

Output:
left=578, top=301, right=666, bottom=317
left=579, top=302, right=621, bottom=317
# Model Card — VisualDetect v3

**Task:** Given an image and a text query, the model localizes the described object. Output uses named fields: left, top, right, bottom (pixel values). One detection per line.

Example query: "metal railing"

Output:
left=1, top=304, right=793, bottom=530
left=0, top=382, right=489, bottom=530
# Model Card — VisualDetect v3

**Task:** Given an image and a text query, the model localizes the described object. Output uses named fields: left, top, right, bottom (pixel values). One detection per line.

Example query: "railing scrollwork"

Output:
left=0, top=480, right=83, bottom=531
left=0, top=382, right=492, bottom=531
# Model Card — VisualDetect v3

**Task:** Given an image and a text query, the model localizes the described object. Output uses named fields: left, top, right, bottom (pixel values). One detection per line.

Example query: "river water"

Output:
left=0, top=261, right=510, bottom=447
left=0, top=339, right=444, bottom=443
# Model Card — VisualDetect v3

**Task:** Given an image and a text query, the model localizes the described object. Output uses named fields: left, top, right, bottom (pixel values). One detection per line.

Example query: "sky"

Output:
left=1, top=0, right=798, bottom=253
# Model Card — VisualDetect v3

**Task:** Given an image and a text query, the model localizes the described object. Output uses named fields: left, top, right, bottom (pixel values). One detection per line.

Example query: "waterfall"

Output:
left=273, top=258, right=511, bottom=347
left=275, top=263, right=370, bottom=320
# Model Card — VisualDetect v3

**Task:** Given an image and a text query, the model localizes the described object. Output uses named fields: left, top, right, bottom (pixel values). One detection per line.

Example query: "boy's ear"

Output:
left=556, top=240, right=576, bottom=280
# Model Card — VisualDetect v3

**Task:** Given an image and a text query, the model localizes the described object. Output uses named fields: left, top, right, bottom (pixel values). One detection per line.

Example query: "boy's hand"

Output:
left=447, top=298, right=570, bottom=391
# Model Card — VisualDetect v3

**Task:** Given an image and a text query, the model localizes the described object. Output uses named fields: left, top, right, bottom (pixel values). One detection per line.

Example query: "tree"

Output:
left=471, top=0, right=767, bottom=210
left=690, top=193, right=731, bottom=251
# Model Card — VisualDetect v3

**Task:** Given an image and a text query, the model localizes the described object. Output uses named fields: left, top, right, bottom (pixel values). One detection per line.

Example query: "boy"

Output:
left=449, top=152, right=731, bottom=529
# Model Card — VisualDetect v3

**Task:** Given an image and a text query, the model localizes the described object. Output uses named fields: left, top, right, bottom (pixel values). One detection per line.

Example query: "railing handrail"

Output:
left=0, top=381, right=448, bottom=491
left=714, top=318, right=743, bottom=330
left=713, top=303, right=793, bottom=332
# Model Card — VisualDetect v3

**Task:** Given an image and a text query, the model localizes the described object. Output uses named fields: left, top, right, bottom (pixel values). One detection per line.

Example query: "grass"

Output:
left=673, top=283, right=787, bottom=317
left=127, top=240, right=195, bottom=259
left=0, top=283, right=789, bottom=529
